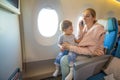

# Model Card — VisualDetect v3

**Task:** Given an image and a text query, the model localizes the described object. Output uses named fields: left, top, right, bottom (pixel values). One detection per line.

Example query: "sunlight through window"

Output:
left=38, top=8, right=58, bottom=37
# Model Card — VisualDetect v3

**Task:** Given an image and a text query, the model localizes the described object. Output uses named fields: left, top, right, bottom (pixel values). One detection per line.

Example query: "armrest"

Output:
left=74, top=55, right=111, bottom=70
left=73, top=55, right=111, bottom=80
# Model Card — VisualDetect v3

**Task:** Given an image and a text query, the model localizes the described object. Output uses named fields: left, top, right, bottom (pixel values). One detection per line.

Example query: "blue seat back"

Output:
left=114, top=39, right=120, bottom=58
left=103, top=17, right=118, bottom=54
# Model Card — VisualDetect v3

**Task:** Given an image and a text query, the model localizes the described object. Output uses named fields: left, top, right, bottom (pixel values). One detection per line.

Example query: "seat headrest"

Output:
left=107, top=17, right=118, bottom=32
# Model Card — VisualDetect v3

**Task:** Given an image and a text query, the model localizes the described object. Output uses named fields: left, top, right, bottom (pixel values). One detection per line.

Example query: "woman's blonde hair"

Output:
left=84, top=8, right=96, bottom=18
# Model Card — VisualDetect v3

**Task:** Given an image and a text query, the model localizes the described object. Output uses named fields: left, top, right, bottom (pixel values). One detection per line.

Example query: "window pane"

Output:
left=38, top=8, right=58, bottom=37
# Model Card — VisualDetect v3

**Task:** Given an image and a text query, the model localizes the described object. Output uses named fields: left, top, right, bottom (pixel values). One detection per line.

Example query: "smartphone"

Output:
left=81, top=21, right=84, bottom=26
left=79, top=20, right=84, bottom=27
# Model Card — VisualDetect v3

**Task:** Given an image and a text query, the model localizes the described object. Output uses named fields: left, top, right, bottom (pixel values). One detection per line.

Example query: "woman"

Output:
left=60, top=8, right=106, bottom=80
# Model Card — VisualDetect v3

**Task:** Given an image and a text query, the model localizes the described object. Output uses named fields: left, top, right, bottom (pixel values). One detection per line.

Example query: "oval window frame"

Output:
left=37, top=8, right=59, bottom=38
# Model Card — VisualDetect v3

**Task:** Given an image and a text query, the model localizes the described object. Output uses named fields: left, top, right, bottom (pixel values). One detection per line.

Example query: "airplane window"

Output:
left=38, top=8, right=58, bottom=37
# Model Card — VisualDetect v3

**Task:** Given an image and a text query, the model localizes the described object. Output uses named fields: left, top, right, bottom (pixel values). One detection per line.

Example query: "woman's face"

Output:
left=82, top=10, right=95, bottom=25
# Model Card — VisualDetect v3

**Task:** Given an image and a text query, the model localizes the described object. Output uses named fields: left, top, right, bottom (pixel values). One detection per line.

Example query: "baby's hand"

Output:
left=62, top=42, right=68, bottom=48
left=62, top=42, right=71, bottom=50
left=60, top=46, right=65, bottom=52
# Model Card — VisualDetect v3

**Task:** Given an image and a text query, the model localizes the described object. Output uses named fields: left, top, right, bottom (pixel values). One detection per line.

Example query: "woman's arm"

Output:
left=77, top=21, right=86, bottom=41
left=62, top=43, right=91, bottom=55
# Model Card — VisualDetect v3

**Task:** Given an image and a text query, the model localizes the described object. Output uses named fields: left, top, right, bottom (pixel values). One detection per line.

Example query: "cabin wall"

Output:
left=20, top=0, right=63, bottom=62
left=0, top=8, right=22, bottom=80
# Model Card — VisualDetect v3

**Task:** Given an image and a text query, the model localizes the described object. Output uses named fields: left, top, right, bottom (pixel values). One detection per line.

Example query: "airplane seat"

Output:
left=103, top=17, right=118, bottom=55
left=73, top=17, right=118, bottom=80
left=87, top=39, right=120, bottom=80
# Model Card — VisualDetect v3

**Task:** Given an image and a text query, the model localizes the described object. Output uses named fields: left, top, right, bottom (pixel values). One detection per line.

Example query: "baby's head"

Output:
left=60, top=20, right=73, bottom=35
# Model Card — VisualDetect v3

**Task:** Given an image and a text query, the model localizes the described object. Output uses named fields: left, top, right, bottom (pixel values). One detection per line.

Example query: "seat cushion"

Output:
left=104, top=57, right=120, bottom=80
left=104, top=74, right=115, bottom=80
left=87, top=72, right=106, bottom=80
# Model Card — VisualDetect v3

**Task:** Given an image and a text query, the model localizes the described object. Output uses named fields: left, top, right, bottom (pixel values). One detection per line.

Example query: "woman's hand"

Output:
left=94, top=48, right=104, bottom=56
left=62, top=42, right=71, bottom=50
left=79, top=20, right=84, bottom=31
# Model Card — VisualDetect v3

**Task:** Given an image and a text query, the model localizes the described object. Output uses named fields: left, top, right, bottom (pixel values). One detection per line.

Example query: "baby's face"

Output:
left=64, top=26, right=73, bottom=35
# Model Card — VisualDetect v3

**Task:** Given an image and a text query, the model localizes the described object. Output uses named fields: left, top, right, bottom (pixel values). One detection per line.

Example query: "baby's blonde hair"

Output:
left=60, top=20, right=72, bottom=32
